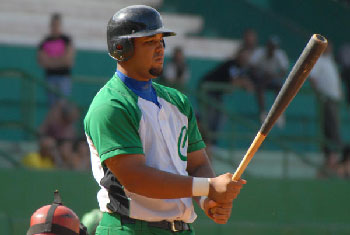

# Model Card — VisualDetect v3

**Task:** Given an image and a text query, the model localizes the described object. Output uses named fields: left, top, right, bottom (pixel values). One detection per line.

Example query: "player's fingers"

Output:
left=217, top=201, right=233, bottom=208
left=209, top=207, right=217, bottom=215
left=238, top=178, right=247, bottom=184
left=214, top=207, right=231, bottom=215
left=207, top=199, right=218, bottom=208
left=213, top=218, right=229, bottom=224
left=230, top=182, right=244, bottom=189
left=225, top=190, right=240, bottom=201
left=213, top=213, right=230, bottom=220
left=231, top=178, right=245, bottom=186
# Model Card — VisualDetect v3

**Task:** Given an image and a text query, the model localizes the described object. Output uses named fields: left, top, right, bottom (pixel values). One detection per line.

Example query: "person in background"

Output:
left=199, top=48, right=254, bottom=145
left=162, top=46, right=190, bottom=92
left=239, top=28, right=258, bottom=61
left=309, top=42, right=343, bottom=177
left=39, top=100, right=80, bottom=168
left=337, top=42, right=350, bottom=106
left=38, top=13, right=75, bottom=106
left=21, top=136, right=58, bottom=169
left=338, top=145, right=350, bottom=178
left=39, top=100, right=80, bottom=141
left=249, top=35, right=289, bottom=126
left=70, top=138, right=91, bottom=171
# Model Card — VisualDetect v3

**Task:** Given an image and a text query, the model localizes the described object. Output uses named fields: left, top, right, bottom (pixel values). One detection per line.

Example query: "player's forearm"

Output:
left=188, top=157, right=215, bottom=206
left=117, top=164, right=194, bottom=199
left=187, top=149, right=216, bottom=178
left=189, top=163, right=216, bottom=178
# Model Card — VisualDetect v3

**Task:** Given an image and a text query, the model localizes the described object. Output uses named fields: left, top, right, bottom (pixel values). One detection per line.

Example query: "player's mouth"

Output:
left=154, top=56, right=164, bottom=64
left=153, top=53, right=164, bottom=63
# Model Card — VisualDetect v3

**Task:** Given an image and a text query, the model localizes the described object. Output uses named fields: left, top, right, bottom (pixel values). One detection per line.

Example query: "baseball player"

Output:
left=84, top=5, right=246, bottom=234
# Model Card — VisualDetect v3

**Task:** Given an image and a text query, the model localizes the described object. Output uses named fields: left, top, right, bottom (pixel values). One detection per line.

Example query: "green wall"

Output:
left=1, top=168, right=349, bottom=235
left=0, top=168, right=99, bottom=234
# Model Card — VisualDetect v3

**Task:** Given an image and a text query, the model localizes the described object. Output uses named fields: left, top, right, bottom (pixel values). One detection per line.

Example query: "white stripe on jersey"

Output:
left=86, top=134, right=111, bottom=213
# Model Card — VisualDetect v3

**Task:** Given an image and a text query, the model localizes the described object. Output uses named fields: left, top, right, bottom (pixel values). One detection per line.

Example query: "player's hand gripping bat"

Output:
left=232, top=34, right=328, bottom=181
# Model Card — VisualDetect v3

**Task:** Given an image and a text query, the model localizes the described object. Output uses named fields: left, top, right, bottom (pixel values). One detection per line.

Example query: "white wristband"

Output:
left=192, top=177, right=210, bottom=196
left=199, top=196, right=207, bottom=210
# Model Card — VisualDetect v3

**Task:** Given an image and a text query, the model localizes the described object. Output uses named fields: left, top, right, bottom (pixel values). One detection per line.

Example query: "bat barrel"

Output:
left=232, top=34, right=327, bottom=181
left=260, top=34, right=328, bottom=135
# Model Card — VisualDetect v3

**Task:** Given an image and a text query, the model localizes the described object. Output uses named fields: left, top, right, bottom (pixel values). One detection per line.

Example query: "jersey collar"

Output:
left=116, top=70, right=152, bottom=92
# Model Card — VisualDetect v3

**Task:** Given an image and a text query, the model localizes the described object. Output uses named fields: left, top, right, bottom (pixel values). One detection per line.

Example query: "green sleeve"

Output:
left=85, top=103, right=143, bottom=163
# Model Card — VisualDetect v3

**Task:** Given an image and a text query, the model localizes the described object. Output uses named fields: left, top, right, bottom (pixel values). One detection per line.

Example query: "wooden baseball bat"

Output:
left=232, top=34, right=328, bottom=181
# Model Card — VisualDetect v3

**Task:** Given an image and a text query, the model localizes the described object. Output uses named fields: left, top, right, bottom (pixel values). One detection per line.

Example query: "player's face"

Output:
left=132, top=34, right=165, bottom=80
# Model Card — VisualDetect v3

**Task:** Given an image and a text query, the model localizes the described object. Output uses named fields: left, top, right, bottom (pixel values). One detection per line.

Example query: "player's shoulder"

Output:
left=152, top=82, right=192, bottom=114
left=86, top=75, right=139, bottom=116
left=153, top=82, right=188, bottom=102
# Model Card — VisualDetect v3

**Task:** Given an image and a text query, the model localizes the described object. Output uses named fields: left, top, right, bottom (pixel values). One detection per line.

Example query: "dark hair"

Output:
left=51, top=13, right=61, bottom=24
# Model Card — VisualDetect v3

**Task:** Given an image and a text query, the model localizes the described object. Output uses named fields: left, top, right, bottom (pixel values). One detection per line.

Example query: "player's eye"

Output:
left=145, top=40, right=156, bottom=44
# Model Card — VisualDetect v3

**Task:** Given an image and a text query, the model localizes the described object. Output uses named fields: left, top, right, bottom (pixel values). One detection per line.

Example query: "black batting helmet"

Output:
left=107, top=5, right=176, bottom=61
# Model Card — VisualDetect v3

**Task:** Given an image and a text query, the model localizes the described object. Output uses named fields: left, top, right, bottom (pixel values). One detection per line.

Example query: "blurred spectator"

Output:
left=37, top=13, right=75, bottom=106
left=50, top=138, right=90, bottom=171
left=56, top=139, right=72, bottom=167
left=309, top=42, right=343, bottom=176
left=39, top=100, right=80, bottom=141
left=338, top=145, right=350, bottom=178
left=337, top=42, right=350, bottom=106
left=249, top=35, right=289, bottom=126
left=21, top=136, right=58, bottom=169
left=162, top=46, right=190, bottom=91
left=199, top=48, right=254, bottom=144
left=238, top=28, right=258, bottom=60
left=59, top=138, right=91, bottom=171
left=72, top=138, right=91, bottom=170
left=39, top=100, right=80, bottom=168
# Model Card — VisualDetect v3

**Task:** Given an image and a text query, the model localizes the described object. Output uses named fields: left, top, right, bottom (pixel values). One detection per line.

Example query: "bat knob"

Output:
left=313, top=34, right=327, bottom=43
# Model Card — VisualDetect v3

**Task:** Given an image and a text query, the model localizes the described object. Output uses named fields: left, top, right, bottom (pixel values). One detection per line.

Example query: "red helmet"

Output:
left=27, top=191, right=81, bottom=235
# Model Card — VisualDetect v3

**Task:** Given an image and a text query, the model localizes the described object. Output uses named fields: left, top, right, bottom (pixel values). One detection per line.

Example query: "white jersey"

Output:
left=84, top=73, right=205, bottom=223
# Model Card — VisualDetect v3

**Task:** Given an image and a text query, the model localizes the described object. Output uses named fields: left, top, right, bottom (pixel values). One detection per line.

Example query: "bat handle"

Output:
left=232, top=132, right=266, bottom=181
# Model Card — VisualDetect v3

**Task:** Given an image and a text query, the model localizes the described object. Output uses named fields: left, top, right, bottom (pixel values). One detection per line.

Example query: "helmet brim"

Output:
left=121, top=28, right=176, bottom=38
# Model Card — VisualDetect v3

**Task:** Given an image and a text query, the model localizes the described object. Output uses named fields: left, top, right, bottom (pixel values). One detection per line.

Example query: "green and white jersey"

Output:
left=84, top=73, right=205, bottom=223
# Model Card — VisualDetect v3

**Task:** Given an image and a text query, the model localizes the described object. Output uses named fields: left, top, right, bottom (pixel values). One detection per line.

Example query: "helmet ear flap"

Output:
left=109, top=38, right=134, bottom=62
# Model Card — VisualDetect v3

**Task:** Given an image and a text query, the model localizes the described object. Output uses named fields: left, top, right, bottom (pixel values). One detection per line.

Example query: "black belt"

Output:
left=120, top=215, right=190, bottom=232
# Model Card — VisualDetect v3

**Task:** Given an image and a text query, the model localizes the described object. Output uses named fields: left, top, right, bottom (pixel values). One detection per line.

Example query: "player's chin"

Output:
left=149, top=67, right=163, bottom=78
